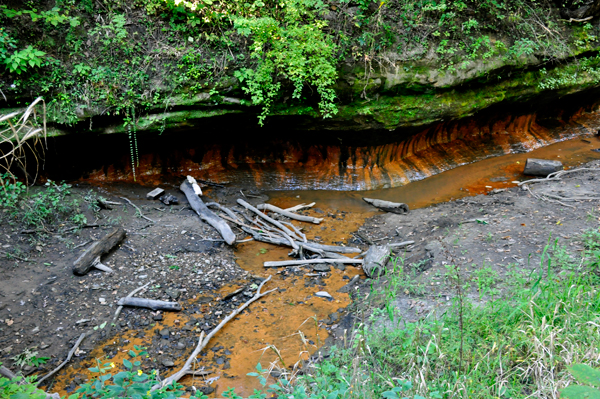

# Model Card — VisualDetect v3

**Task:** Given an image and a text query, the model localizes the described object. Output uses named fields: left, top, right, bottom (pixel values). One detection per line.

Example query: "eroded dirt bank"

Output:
left=1, top=139, right=600, bottom=397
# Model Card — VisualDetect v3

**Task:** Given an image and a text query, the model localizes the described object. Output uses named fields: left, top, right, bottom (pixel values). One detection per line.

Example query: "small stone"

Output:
left=165, top=288, right=180, bottom=300
left=153, top=314, right=163, bottom=321
left=40, top=343, right=50, bottom=350
left=270, top=370, right=282, bottom=378
left=161, top=358, right=175, bottom=367
left=315, top=291, right=333, bottom=299
left=159, top=328, right=170, bottom=338
left=98, top=297, right=106, bottom=304
left=215, top=357, right=225, bottom=365
left=199, top=386, right=215, bottom=395
left=312, top=264, right=331, bottom=272
left=177, top=341, right=186, bottom=350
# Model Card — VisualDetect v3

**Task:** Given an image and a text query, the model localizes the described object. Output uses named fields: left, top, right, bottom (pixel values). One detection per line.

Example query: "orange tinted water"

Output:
left=50, top=135, right=600, bottom=397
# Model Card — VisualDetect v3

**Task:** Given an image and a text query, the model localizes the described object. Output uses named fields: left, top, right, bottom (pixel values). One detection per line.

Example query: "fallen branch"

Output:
left=37, top=332, right=88, bottom=386
left=0, top=366, right=16, bottom=379
left=120, top=197, right=155, bottom=223
left=257, top=204, right=323, bottom=224
left=363, top=198, right=409, bottom=214
left=73, top=227, right=126, bottom=275
left=389, top=241, right=415, bottom=248
left=116, top=297, right=182, bottom=311
left=518, top=167, right=600, bottom=186
left=181, top=181, right=236, bottom=245
left=264, top=259, right=364, bottom=268
left=151, top=276, right=276, bottom=392
left=107, top=281, right=152, bottom=336
left=237, top=199, right=302, bottom=241
left=284, top=202, right=316, bottom=212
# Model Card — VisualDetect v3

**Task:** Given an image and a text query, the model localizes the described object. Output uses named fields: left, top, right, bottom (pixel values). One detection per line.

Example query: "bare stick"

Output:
left=284, top=202, right=316, bottom=212
left=389, top=241, right=415, bottom=248
left=264, top=259, right=364, bottom=267
left=518, top=167, right=600, bottom=187
left=37, top=332, right=88, bottom=386
left=257, top=204, right=323, bottom=224
left=107, top=281, right=152, bottom=336
left=281, top=220, right=307, bottom=243
left=120, top=197, right=155, bottom=223
left=151, top=276, right=276, bottom=392
left=117, top=297, right=182, bottom=311
left=0, top=366, right=16, bottom=379
left=237, top=199, right=301, bottom=241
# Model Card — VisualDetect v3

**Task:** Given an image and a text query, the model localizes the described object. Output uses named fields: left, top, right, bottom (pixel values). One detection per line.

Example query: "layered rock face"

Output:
left=38, top=91, right=600, bottom=191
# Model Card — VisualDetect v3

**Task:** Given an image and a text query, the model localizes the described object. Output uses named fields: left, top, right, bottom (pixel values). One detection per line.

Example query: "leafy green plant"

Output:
left=233, top=0, right=338, bottom=125
left=0, top=173, right=26, bottom=208
left=0, top=373, right=46, bottom=399
left=4, top=45, right=46, bottom=74
left=11, top=348, right=49, bottom=368
left=561, top=364, right=600, bottom=398
left=76, top=346, right=184, bottom=398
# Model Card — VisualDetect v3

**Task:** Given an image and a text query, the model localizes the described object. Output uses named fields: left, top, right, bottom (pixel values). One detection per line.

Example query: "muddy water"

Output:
left=268, top=136, right=600, bottom=213
left=200, top=208, right=370, bottom=396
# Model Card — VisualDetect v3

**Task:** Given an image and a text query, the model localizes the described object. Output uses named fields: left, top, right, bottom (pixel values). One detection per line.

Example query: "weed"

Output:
left=11, top=348, right=49, bottom=368
left=169, top=265, right=180, bottom=271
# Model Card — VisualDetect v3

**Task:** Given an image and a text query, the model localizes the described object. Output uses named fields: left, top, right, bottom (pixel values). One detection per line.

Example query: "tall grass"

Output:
left=292, top=233, right=600, bottom=399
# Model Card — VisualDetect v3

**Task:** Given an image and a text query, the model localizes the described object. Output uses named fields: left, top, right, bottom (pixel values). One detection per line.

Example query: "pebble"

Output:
left=159, top=328, right=170, bottom=338
left=153, top=314, right=163, bottom=321
left=161, top=358, right=175, bottom=367
left=165, top=288, right=180, bottom=300
left=315, top=291, right=333, bottom=299
left=312, top=264, right=331, bottom=272
left=98, top=297, right=106, bottom=304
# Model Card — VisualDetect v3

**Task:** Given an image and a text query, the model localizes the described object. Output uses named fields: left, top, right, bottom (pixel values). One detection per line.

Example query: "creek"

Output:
left=42, top=101, right=600, bottom=397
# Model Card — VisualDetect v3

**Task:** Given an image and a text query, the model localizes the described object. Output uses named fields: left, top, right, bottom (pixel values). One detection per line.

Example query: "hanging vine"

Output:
left=126, top=106, right=139, bottom=182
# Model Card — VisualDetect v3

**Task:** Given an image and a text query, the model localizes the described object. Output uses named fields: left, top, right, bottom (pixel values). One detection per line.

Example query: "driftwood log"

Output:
left=73, top=227, right=125, bottom=275
left=363, top=245, right=391, bottom=278
left=363, top=198, right=409, bottom=214
left=257, top=203, right=323, bottom=224
left=180, top=180, right=235, bottom=245
left=116, top=297, right=182, bottom=311
left=523, top=158, right=563, bottom=177
left=264, top=258, right=364, bottom=267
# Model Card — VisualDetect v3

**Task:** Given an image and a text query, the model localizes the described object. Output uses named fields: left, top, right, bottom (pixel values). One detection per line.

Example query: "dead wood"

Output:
left=116, top=297, right=182, bottom=311
left=120, top=197, right=155, bottom=223
left=0, top=365, right=16, bottom=379
left=389, top=241, right=415, bottom=248
left=363, top=245, right=391, bottom=278
left=257, top=203, right=323, bottom=224
left=37, top=332, right=88, bottom=386
left=237, top=199, right=302, bottom=241
left=151, top=276, right=276, bottom=392
left=72, top=227, right=126, bottom=275
left=264, top=259, right=364, bottom=267
left=284, top=202, right=316, bottom=212
left=519, top=167, right=600, bottom=186
left=107, top=281, right=153, bottom=336
left=363, top=197, right=409, bottom=214
left=181, top=181, right=236, bottom=245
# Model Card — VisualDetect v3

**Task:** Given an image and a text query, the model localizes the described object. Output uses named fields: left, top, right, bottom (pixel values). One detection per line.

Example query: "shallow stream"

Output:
left=46, top=105, right=600, bottom=397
